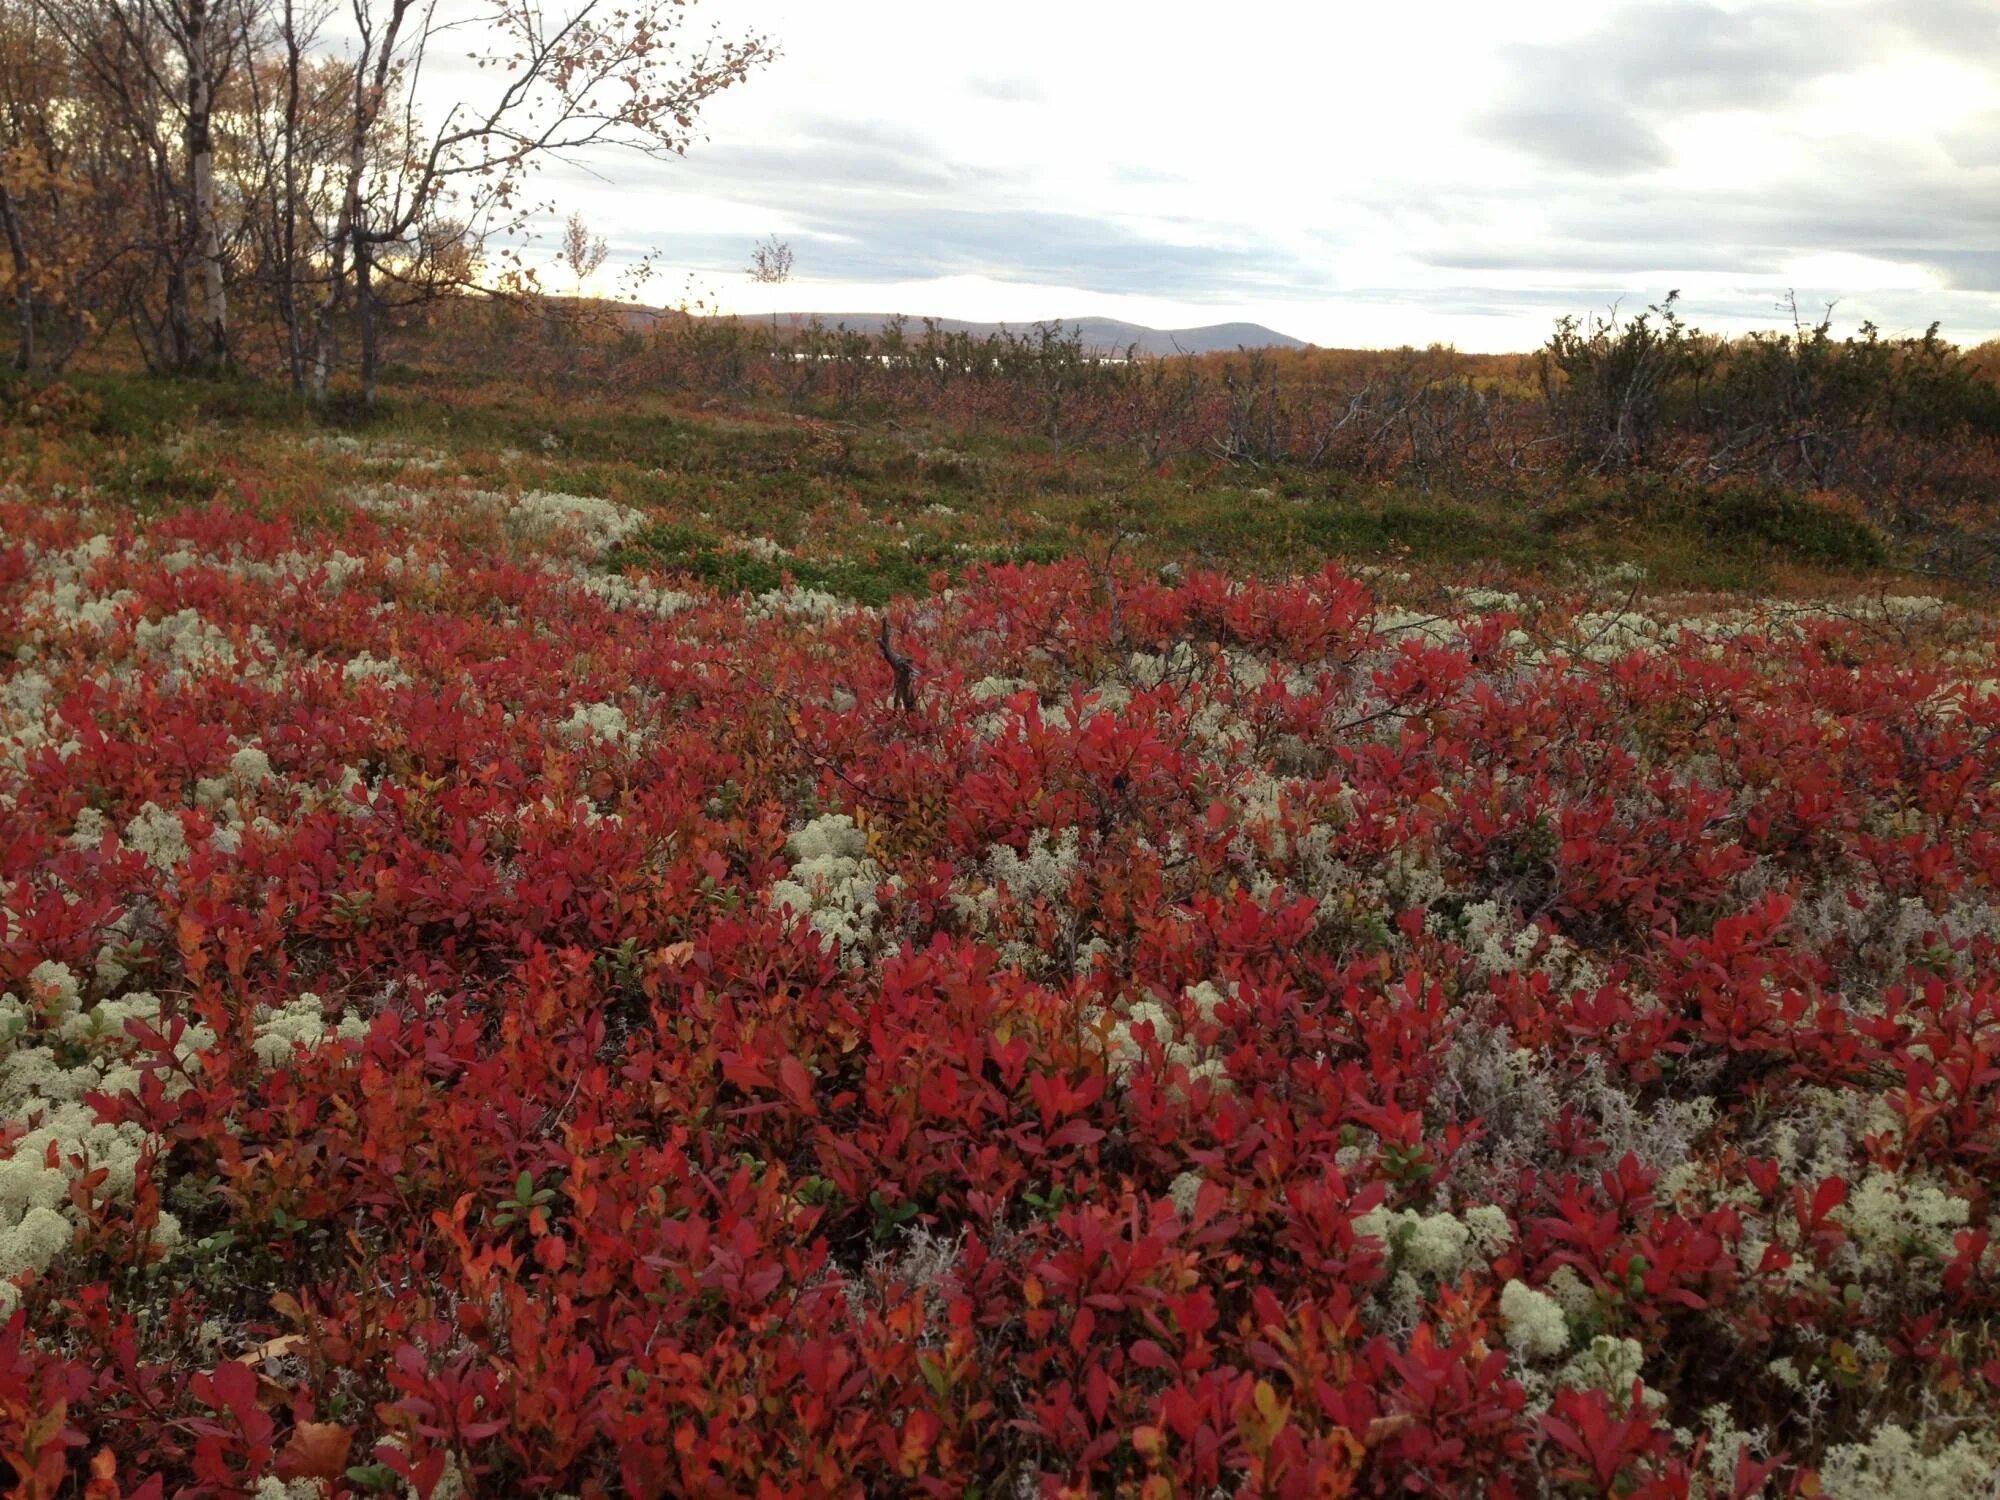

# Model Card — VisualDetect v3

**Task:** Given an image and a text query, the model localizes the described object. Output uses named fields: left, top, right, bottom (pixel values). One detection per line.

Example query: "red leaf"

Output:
left=1128, top=1339, right=1172, bottom=1371
left=206, top=1359, right=259, bottom=1423
left=1047, top=1120, right=1105, bottom=1148
left=777, top=1055, right=818, bottom=1116
left=1085, top=1364, right=1113, bottom=1425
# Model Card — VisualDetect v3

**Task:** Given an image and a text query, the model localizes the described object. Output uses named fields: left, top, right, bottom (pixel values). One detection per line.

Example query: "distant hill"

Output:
left=751, top=313, right=1308, bottom=356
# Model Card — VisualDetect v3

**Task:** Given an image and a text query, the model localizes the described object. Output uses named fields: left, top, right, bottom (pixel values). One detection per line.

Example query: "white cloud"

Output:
left=1778, top=252, right=1943, bottom=294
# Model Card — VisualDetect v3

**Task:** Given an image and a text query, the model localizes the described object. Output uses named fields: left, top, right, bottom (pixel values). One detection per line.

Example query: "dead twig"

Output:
left=879, top=612, right=918, bottom=712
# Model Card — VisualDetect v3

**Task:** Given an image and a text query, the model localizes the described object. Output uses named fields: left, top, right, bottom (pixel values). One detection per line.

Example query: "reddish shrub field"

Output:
left=3, top=471, right=1999, bottom=1496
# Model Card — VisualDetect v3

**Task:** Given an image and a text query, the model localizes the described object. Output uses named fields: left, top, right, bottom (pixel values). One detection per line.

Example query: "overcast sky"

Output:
left=458, top=0, right=2000, bottom=351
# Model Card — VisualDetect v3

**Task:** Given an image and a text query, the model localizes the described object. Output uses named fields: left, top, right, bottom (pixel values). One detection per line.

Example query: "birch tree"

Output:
left=34, top=0, right=254, bottom=370
left=312, top=0, right=773, bottom=408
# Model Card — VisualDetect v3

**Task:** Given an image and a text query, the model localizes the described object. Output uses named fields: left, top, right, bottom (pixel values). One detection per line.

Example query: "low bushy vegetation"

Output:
left=335, top=296, right=2000, bottom=588
left=1, top=362, right=1999, bottom=1495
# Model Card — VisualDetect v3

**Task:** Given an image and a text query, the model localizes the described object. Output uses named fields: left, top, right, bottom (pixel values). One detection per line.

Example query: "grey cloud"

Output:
left=723, top=115, right=987, bottom=194
left=1941, top=111, right=2000, bottom=169
left=1547, top=140, right=2000, bottom=255
left=1599, top=2, right=1862, bottom=113
left=1869, top=249, right=2000, bottom=292
left=1478, top=0, right=1952, bottom=176
left=648, top=113, right=1014, bottom=200
left=1480, top=108, right=1672, bottom=174
left=643, top=204, right=1319, bottom=301
left=1409, top=124, right=2000, bottom=286
left=966, top=72, right=1046, bottom=103
left=1889, top=0, right=2000, bottom=60
left=1421, top=243, right=1773, bottom=275
left=611, top=113, right=1323, bottom=300
left=1111, top=164, right=1189, bottom=187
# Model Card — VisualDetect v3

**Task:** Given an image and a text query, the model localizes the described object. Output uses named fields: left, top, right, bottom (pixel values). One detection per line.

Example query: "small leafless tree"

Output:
left=233, top=0, right=341, bottom=390
left=746, top=233, right=792, bottom=285
left=560, top=209, right=607, bottom=296
left=311, top=0, right=775, bottom=408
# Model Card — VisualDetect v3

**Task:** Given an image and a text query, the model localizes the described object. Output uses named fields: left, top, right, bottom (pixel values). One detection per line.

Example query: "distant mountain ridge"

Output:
left=757, top=313, right=1308, bottom=356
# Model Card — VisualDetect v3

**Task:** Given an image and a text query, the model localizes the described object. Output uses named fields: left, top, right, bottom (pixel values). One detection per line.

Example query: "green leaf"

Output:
left=917, top=1354, right=950, bottom=1397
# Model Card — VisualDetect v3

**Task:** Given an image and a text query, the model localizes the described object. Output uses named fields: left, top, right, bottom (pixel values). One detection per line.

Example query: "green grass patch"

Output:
left=1697, top=486, right=1886, bottom=568
left=1534, top=476, right=1887, bottom=583
left=604, top=521, right=943, bottom=605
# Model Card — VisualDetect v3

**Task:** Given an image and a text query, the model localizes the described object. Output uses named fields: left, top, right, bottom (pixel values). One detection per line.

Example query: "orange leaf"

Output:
left=84, top=1449, right=119, bottom=1500
left=274, top=1420, right=353, bottom=1481
left=236, top=1333, right=305, bottom=1366
left=1364, top=1413, right=1414, bottom=1446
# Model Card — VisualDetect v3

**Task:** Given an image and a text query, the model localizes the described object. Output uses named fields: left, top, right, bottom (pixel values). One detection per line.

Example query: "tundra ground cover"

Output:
left=0, top=369, right=1917, bottom=602
left=3, top=386, right=2000, bottom=1496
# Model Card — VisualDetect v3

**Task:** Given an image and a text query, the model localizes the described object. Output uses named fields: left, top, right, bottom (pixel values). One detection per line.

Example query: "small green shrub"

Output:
left=1697, top=486, right=1886, bottom=568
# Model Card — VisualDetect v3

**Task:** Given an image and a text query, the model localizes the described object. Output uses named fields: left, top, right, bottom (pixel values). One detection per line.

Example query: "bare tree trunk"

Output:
left=278, top=0, right=303, bottom=390
left=309, top=236, right=342, bottom=402
left=183, top=0, right=228, bottom=368
left=0, top=183, right=32, bottom=373
left=165, top=256, right=193, bottom=370
left=357, top=237, right=377, bottom=408
left=310, top=0, right=388, bottom=406
left=309, top=149, right=364, bottom=405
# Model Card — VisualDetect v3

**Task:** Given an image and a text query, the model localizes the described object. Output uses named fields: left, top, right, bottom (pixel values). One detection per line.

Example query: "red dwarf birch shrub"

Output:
left=0, top=459, right=1998, bottom=1496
